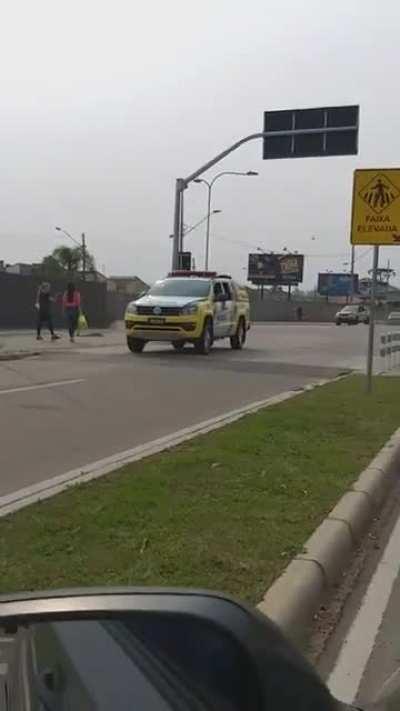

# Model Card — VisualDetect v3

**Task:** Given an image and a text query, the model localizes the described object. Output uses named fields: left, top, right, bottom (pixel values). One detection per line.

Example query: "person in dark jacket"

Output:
left=35, top=282, right=59, bottom=340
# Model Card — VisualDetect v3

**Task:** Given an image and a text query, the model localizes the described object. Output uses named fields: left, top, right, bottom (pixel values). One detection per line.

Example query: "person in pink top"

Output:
left=63, top=282, right=81, bottom=342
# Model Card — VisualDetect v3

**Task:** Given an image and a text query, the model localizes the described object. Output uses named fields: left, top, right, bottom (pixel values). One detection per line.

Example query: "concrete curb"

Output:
left=0, top=350, right=40, bottom=361
left=258, top=428, right=400, bottom=645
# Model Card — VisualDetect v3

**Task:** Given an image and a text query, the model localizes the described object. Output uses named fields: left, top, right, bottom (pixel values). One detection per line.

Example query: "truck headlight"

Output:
left=182, top=303, right=198, bottom=315
left=126, top=303, right=138, bottom=315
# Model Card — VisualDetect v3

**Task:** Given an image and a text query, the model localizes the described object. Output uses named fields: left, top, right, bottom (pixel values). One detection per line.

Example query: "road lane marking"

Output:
left=0, top=379, right=85, bottom=395
left=0, top=374, right=347, bottom=519
left=328, top=510, right=400, bottom=703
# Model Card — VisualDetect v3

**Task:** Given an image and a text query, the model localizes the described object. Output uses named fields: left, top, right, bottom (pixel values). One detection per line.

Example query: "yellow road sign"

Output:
left=351, top=169, right=400, bottom=245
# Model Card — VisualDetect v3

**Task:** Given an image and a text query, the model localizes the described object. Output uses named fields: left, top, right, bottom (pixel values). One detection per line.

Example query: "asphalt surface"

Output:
left=317, top=476, right=400, bottom=709
left=0, top=322, right=378, bottom=497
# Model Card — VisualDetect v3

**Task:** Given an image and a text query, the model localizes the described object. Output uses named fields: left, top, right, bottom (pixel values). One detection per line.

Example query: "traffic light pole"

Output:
left=171, top=125, right=358, bottom=269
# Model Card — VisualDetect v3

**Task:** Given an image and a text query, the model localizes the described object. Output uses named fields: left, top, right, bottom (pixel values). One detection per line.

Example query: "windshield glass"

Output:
left=148, top=279, right=211, bottom=298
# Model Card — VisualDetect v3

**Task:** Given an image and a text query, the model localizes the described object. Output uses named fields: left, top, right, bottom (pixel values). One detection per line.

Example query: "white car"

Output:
left=335, top=304, right=370, bottom=325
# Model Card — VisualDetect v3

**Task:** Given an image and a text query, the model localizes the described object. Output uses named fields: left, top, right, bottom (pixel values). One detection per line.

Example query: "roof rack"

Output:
left=217, top=274, right=232, bottom=279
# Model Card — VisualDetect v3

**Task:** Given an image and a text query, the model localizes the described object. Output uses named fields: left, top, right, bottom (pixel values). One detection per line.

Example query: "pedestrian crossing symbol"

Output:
left=351, top=169, right=400, bottom=245
left=359, top=173, right=400, bottom=214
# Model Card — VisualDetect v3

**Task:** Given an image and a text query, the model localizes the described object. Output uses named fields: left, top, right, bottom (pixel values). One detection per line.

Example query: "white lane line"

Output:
left=0, top=379, right=85, bottom=395
left=328, top=510, right=400, bottom=703
left=0, top=375, right=345, bottom=519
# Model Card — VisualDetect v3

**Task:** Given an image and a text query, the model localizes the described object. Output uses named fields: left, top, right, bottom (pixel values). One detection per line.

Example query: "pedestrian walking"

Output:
left=63, top=282, right=81, bottom=342
left=35, top=282, right=59, bottom=340
left=296, top=306, right=303, bottom=321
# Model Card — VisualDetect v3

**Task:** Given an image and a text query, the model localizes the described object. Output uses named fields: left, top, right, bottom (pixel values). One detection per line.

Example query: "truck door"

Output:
left=222, top=281, right=235, bottom=335
left=213, top=281, right=228, bottom=338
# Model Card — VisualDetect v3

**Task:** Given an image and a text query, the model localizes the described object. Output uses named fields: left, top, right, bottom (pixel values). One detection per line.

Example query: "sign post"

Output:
left=366, top=246, right=379, bottom=393
left=350, top=168, right=400, bottom=391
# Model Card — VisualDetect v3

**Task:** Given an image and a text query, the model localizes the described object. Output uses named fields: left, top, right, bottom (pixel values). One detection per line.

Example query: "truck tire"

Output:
left=230, top=318, right=246, bottom=350
left=195, top=319, right=213, bottom=355
left=127, top=337, right=146, bottom=353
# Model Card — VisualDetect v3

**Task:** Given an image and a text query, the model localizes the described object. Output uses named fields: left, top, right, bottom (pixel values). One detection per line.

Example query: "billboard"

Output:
left=248, top=253, right=304, bottom=285
left=317, top=273, right=359, bottom=297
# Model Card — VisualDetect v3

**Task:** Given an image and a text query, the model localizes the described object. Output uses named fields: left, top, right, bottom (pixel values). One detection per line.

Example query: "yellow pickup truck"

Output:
left=124, top=271, right=250, bottom=354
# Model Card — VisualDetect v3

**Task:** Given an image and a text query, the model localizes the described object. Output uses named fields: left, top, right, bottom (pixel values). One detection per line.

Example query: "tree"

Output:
left=40, top=245, right=96, bottom=275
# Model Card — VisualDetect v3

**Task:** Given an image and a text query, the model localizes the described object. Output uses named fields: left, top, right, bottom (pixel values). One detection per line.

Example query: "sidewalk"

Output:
left=0, top=323, right=124, bottom=360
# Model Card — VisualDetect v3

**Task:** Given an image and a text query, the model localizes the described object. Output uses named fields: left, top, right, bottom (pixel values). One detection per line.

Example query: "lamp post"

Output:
left=183, top=210, right=222, bottom=239
left=194, top=170, right=258, bottom=269
left=55, top=227, right=87, bottom=280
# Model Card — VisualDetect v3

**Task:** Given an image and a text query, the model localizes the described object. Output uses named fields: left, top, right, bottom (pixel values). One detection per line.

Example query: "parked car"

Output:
left=335, top=304, right=370, bottom=325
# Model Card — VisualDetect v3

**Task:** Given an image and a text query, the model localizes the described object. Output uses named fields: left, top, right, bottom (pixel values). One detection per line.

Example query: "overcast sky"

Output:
left=1, top=0, right=400, bottom=289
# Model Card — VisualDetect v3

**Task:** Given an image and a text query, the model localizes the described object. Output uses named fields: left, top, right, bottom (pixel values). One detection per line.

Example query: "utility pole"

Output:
left=349, top=245, right=355, bottom=302
left=81, top=233, right=87, bottom=281
left=366, top=246, right=379, bottom=393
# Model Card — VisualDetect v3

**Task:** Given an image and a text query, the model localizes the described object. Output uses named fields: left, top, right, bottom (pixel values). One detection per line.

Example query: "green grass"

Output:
left=1, top=376, right=399, bottom=603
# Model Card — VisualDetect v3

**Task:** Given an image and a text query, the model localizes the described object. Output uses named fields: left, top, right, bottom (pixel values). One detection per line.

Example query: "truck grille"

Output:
left=136, top=306, right=182, bottom=316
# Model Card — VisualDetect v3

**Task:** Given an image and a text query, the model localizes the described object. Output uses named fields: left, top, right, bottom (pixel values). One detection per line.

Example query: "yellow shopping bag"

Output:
left=78, top=312, right=88, bottom=331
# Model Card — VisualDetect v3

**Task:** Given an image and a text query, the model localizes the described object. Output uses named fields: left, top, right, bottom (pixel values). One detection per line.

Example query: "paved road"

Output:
left=0, top=323, right=379, bottom=498
left=316, top=476, right=400, bottom=708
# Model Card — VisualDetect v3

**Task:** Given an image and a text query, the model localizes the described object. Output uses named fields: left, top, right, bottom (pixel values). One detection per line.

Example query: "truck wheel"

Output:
left=195, top=320, right=213, bottom=355
left=172, top=342, right=185, bottom=351
left=127, top=337, right=146, bottom=353
left=335, top=320, right=341, bottom=326
left=230, top=318, right=246, bottom=350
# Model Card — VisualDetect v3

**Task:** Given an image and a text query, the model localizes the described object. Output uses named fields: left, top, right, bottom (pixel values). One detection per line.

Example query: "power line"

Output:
left=209, top=234, right=352, bottom=258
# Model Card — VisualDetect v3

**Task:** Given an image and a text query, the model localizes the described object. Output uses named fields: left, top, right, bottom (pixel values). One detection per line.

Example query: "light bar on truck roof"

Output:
left=168, top=271, right=217, bottom=278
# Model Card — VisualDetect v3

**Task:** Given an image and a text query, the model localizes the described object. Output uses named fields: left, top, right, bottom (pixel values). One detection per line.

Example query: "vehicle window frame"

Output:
left=222, top=282, right=232, bottom=300
left=213, top=281, right=224, bottom=299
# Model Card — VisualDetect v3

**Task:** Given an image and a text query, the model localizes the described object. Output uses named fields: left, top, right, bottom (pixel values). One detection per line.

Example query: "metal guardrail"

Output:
left=380, top=331, right=400, bottom=371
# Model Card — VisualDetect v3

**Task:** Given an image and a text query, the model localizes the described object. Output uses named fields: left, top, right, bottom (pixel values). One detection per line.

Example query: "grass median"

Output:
left=1, top=375, right=400, bottom=603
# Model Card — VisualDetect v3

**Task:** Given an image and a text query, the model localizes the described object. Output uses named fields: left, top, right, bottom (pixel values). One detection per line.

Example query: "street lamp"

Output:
left=169, top=210, right=222, bottom=240
left=194, top=170, right=258, bottom=269
left=183, top=210, right=222, bottom=238
left=55, top=226, right=87, bottom=280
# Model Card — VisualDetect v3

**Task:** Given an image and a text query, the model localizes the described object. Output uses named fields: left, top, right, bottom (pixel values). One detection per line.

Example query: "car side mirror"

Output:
left=0, top=588, right=339, bottom=711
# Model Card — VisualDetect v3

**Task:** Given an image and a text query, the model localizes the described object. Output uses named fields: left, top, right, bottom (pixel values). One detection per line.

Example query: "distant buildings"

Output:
left=107, top=275, right=149, bottom=298
left=0, top=261, right=148, bottom=298
left=1, top=262, right=41, bottom=276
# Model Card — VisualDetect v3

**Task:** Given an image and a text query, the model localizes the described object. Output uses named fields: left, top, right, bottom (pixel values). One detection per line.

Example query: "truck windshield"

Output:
left=149, top=279, right=211, bottom=298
